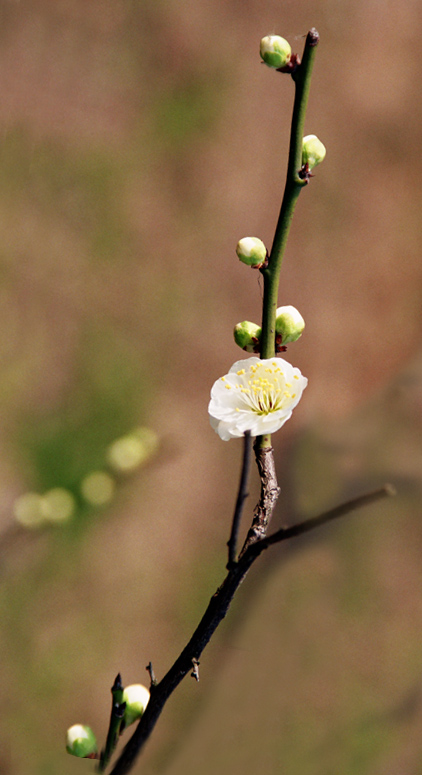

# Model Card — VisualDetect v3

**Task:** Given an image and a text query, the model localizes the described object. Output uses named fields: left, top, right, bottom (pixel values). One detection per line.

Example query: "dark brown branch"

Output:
left=108, top=484, right=394, bottom=775
left=239, top=442, right=280, bottom=555
left=227, top=431, right=252, bottom=569
left=109, top=557, right=257, bottom=775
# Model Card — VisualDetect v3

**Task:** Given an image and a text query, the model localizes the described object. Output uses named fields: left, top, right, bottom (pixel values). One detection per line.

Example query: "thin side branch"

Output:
left=254, top=484, right=396, bottom=554
left=98, top=674, right=126, bottom=772
left=227, top=431, right=252, bottom=568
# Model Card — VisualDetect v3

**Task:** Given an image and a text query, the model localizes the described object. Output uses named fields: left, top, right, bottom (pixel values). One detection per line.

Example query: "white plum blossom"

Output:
left=209, top=357, right=307, bottom=441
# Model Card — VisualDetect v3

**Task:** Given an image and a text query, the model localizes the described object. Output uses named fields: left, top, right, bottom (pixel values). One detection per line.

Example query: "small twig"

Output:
left=191, top=658, right=200, bottom=682
left=146, top=662, right=157, bottom=689
left=98, top=674, right=126, bottom=772
left=227, top=431, right=252, bottom=569
left=252, top=484, right=396, bottom=554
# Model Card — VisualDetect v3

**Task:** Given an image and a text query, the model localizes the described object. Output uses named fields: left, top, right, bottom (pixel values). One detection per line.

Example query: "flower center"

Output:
left=231, top=362, right=298, bottom=416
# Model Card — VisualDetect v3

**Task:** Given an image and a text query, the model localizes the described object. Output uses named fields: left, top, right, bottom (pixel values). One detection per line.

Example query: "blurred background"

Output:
left=0, top=1, right=421, bottom=774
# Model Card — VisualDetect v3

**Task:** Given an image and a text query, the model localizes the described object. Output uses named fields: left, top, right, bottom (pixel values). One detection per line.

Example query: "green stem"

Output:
left=98, top=674, right=126, bottom=772
left=258, top=28, right=319, bottom=450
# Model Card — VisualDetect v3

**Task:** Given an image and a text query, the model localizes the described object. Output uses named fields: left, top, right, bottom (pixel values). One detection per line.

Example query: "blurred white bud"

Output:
left=81, top=471, right=115, bottom=506
left=41, top=488, right=75, bottom=524
left=13, top=493, right=45, bottom=529
left=107, top=428, right=158, bottom=474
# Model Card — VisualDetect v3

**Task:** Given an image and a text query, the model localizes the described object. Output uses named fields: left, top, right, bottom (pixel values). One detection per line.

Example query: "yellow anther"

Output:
left=237, top=369, right=245, bottom=375
left=221, top=376, right=225, bottom=381
left=225, top=385, right=232, bottom=390
left=294, top=375, right=299, bottom=380
left=286, top=382, right=292, bottom=388
left=292, top=393, right=296, bottom=398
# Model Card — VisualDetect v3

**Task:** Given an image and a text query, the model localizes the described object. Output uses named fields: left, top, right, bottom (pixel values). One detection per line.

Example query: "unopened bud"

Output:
left=275, top=305, right=305, bottom=344
left=302, top=135, right=326, bottom=171
left=260, top=35, right=291, bottom=69
left=234, top=321, right=261, bottom=353
left=122, top=684, right=150, bottom=727
left=236, top=237, right=267, bottom=268
left=66, top=724, right=97, bottom=758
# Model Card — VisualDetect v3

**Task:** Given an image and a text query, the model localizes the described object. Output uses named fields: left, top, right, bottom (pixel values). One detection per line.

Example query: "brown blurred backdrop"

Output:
left=0, top=1, right=421, bottom=774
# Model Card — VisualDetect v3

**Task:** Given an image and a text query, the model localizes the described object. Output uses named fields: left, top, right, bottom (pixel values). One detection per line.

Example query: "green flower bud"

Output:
left=122, top=684, right=150, bottom=727
left=260, top=35, right=291, bottom=69
left=66, top=724, right=97, bottom=758
left=302, top=135, right=326, bottom=171
left=275, top=305, right=305, bottom=344
left=236, top=237, right=267, bottom=268
left=234, top=321, right=261, bottom=353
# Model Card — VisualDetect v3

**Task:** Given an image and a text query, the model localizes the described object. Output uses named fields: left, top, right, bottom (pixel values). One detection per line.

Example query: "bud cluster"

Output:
left=233, top=306, right=305, bottom=354
left=66, top=681, right=150, bottom=759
